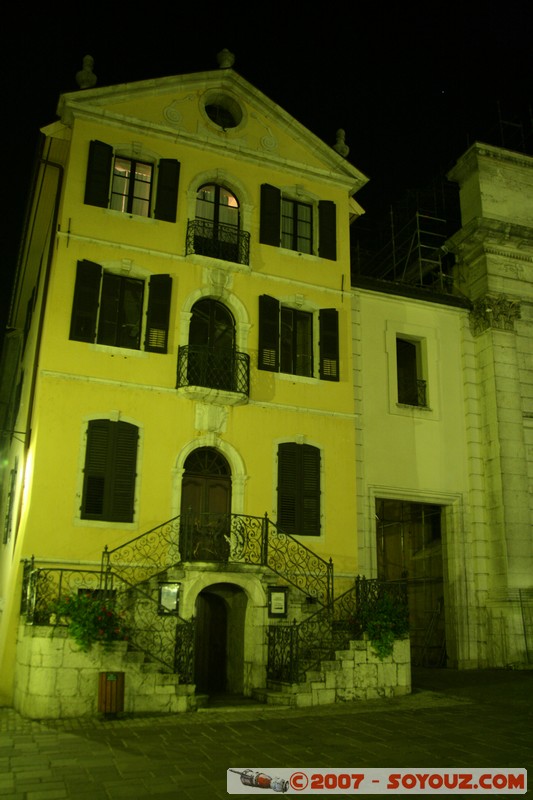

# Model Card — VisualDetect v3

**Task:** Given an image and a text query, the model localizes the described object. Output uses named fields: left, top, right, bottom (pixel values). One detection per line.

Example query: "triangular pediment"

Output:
left=55, top=68, right=367, bottom=193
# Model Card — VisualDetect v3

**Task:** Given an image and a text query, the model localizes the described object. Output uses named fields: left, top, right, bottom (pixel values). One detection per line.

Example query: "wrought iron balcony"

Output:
left=186, top=219, right=250, bottom=266
left=176, top=345, right=250, bottom=397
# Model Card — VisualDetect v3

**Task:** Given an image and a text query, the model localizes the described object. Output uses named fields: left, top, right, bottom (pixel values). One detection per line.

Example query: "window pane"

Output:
left=280, top=307, right=312, bottom=376
left=296, top=203, right=312, bottom=253
left=97, top=273, right=144, bottom=349
left=111, top=158, right=152, bottom=216
left=118, top=278, right=144, bottom=349
left=281, top=198, right=312, bottom=252
left=131, top=198, right=150, bottom=216
left=295, top=313, right=313, bottom=375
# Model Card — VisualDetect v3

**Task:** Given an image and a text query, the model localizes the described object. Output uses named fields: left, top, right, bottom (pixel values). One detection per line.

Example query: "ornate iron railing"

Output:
left=267, top=577, right=408, bottom=683
left=176, top=345, right=250, bottom=396
left=267, top=583, right=358, bottom=683
left=20, top=560, right=195, bottom=681
left=102, top=512, right=333, bottom=607
left=186, top=219, right=250, bottom=265
left=21, top=559, right=106, bottom=624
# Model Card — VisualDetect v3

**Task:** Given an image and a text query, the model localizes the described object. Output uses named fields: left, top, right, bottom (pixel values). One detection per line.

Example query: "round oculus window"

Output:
left=203, top=93, right=243, bottom=129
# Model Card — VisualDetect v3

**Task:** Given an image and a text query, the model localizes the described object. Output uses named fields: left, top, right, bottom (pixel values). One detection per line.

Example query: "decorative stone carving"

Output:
left=217, top=49, right=235, bottom=69
left=469, top=294, right=521, bottom=335
left=76, top=55, right=97, bottom=89
left=333, top=129, right=349, bottom=158
left=163, top=96, right=194, bottom=126
left=195, top=403, right=228, bottom=433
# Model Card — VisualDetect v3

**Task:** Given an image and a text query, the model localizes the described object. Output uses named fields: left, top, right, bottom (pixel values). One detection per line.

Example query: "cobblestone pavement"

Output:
left=0, top=668, right=531, bottom=799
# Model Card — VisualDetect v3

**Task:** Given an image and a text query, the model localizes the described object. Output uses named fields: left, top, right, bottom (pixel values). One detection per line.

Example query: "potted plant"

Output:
left=358, top=592, right=409, bottom=660
left=52, top=592, right=129, bottom=652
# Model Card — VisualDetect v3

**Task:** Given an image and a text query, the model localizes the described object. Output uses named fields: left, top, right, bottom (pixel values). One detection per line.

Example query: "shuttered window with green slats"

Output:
left=277, top=443, right=321, bottom=536
left=69, top=261, right=172, bottom=353
left=81, top=420, right=138, bottom=522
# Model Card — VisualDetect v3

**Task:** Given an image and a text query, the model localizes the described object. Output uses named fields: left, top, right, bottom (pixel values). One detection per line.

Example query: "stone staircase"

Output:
left=252, top=637, right=411, bottom=708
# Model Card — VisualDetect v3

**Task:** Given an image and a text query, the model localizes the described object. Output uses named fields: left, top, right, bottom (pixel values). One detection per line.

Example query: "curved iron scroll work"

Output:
left=267, top=578, right=408, bottom=684
left=264, top=517, right=333, bottom=606
left=103, top=512, right=333, bottom=607
left=21, top=561, right=105, bottom=625
left=267, top=583, right=358, bottom=683
left=186, top=218, right=251, bottom=266
left=103, top=517, right=182, bottom=588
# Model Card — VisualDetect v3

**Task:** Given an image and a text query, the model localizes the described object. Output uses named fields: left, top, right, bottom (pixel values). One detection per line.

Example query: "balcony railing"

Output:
left=177, top=345, right=250, bottom=396
left=186, top=219, right=250, bottom=266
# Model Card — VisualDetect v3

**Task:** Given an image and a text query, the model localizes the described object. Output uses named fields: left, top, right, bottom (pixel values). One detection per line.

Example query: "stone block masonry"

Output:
left=14, top=624, right=196, bottom=719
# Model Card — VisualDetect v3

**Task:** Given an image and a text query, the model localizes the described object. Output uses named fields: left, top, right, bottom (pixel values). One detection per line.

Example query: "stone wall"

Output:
left=14, top=624, right=196, bottom=719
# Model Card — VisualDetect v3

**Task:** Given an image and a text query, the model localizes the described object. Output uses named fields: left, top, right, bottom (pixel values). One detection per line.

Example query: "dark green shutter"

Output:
left=318, top=200, right=337, bottom=260
left=145, top=274, right=172, bottom=353
left=110, top=422, right=138, bottom=522
left=278, top=443, right=321, bottom=536
left=84, top=140, right=113, bottom=207
left=258, top=295, right=280, bottom=371
left=277, top=443, right=298, bottom=533
left=69, top=260, right=102, bottom=342
left=301, top=445, right=321, bottom=536
left=81, top=420, right=138, bottom=522
left=319, top=308, right=340, bottom=381
left=82, top=420, right=110, bottom=518
left=260, top=184, right=281, bottom=246
left=154, top=159, right=180, bottom=222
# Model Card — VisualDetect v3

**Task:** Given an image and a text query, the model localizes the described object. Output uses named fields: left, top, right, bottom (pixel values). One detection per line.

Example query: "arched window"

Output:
left=187, top=299, right=236, bottom=390
left=193, top=184, right=240, bottom=262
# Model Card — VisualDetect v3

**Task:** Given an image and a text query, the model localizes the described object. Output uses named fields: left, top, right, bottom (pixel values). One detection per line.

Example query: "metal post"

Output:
left=262, top=512, right=269, bottom=565
left=327, top=558, right=334, bottom=606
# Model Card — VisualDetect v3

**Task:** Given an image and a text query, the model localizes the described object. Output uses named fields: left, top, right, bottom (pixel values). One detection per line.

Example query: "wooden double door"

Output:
left=180, top=447, right=231, bottom=562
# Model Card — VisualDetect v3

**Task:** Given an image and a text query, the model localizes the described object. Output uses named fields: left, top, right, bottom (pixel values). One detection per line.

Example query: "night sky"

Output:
left=2, top=4, right=533, bottom=342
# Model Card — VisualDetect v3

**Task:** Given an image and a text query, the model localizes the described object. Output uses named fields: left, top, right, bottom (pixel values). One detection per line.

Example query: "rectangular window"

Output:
left=84, top=140, right=180, bottom=222
left=396, top=337, right=427, bottom=406
left=259, top=184, right=337, bottom=260
left=277, top=443, right=321, bottom=536
left=69, top=261, right=172, bottom=353
left=98, top=274, right=144, bottom=349
left=280, top=307, right=313, bottom=376
left=259, top=295, right=339, bottom=381
left=81, top=420, right=138, bottom=522
left=281, top=198, right=313, bottom=254
left=110, top=157, right=153, bottom=217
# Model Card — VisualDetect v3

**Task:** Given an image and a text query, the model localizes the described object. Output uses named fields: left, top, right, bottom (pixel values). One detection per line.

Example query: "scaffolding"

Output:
left=351, top=181, right=461, bottom=295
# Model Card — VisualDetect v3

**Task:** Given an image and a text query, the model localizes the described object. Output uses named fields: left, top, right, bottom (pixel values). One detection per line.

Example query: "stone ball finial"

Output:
left=217, top=48, right=235, bottom=69
left=76, top=55, right=97, bottom=89
left=333, top=128, right=350, bottom=158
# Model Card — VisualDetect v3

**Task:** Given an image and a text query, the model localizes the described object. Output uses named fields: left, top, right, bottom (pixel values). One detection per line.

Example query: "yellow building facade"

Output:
left=0, top=54, right=368, bottom=708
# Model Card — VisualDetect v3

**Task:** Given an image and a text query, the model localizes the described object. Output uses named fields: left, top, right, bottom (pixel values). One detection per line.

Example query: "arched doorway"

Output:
left=194, top=583, right=247, bottom=696
left=180, top=447, right=231, bottom=562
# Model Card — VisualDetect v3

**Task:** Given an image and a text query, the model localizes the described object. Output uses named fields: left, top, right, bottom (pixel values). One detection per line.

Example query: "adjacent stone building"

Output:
left=353, top=142, right=533, bottom=669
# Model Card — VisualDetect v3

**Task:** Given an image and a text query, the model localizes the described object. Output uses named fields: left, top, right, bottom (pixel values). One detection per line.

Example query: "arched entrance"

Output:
left=180, top=447, right=231, bottom=562
left=194, top=583, right=247, bottom=696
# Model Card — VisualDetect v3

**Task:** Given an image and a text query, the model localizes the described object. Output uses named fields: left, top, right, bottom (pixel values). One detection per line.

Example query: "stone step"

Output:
left=252, top=688, right=296, bottom=706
